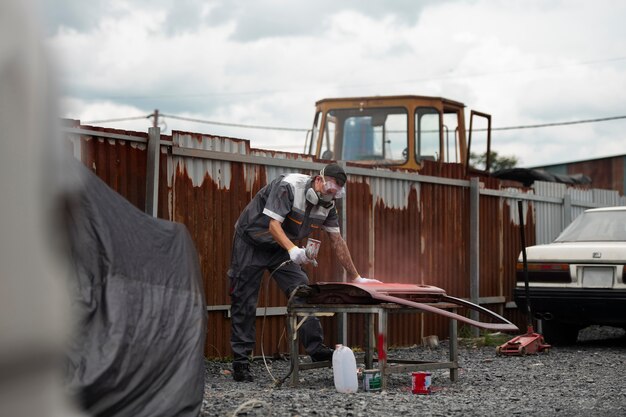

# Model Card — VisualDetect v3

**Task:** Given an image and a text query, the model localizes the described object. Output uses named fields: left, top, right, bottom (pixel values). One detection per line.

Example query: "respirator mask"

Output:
left=305, top=168, right=346, bottom=206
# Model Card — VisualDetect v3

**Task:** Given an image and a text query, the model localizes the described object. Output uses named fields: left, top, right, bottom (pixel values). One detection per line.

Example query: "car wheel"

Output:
left=542, top=320, right=579, bottom=346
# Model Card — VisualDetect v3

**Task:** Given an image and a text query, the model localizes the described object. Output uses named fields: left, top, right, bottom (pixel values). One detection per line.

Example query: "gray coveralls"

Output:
left=228, top=173, right=341, bottom=364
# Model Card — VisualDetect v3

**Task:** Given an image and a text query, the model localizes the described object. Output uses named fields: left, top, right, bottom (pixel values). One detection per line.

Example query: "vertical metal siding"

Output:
left=532, top=181, right=568, bottom=244
left=77, top=127, right=149, bottom=210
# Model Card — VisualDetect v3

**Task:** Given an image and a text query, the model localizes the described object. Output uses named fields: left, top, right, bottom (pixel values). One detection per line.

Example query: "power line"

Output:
left=491, top=115, right=626, bottom=131
left=82, top=115, right=151, bottom=124
left=160, top=113, right=309, bottom=132
left=80, top=111, right=626, bottom=134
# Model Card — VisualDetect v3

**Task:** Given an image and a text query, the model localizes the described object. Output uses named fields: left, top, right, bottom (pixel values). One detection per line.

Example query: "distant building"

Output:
left=531, top=154, right=626, bottom=197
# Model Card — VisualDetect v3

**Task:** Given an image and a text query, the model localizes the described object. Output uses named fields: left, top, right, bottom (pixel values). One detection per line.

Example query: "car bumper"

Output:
left=514, top=287, right=626, bottom=327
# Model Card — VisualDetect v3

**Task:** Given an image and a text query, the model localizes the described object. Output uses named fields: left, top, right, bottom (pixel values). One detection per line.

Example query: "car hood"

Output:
left=522, top=241, right=626, bottom=262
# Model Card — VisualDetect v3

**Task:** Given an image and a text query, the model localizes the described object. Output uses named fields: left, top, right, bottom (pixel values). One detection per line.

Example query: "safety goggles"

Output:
left=321, top=176, right=346, bottom=199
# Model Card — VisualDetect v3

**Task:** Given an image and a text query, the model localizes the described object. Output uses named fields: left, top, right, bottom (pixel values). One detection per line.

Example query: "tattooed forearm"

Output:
left=329, top=232, right=359, bottom=279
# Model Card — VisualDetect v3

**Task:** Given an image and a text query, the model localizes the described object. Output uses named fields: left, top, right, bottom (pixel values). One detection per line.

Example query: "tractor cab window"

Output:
left=415, top=107, right=441, bottom=163
left=320, top=107, right=408, bottom=165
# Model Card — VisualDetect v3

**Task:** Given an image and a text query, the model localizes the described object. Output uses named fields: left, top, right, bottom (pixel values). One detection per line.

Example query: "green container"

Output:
left=363, top=369, right=381, bottom=392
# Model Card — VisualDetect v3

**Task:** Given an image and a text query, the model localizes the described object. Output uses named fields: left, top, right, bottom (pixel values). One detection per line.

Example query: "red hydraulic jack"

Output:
left=497, top=201, right=551, bottom=356
left=496, top=324, right=551, bottom=356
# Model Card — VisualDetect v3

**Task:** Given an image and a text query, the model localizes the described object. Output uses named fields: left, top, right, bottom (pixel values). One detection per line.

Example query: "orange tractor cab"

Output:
left=305, top=95, right=492, bottom=172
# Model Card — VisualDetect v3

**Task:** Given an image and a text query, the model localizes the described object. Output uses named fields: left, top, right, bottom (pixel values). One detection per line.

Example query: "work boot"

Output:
left=310, top=344, right=334, bottom=362
left=233, top=362, right=253, bottom=382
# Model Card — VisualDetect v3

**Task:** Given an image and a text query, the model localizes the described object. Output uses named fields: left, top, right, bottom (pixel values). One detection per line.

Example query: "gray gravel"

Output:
left=201, top=326, right=626, bottom=416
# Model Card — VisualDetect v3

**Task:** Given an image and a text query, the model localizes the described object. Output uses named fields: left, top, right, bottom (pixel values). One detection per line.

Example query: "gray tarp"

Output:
left=65, top=162, right=207, bottom=417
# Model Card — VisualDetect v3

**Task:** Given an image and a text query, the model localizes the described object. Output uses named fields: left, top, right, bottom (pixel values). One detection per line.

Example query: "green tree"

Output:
left=469, top=151, right=518, bottom=172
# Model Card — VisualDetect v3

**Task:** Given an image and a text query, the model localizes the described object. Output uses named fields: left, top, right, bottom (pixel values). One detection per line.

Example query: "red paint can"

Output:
left=411, top=372, right=431, bottom=394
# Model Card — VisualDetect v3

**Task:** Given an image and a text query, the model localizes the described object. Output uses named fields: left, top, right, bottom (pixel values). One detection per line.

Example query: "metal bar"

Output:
left=563, top=193, right=572, bottom=228
left=171, top=146, right=471, bottom=187
left=62, top=127, right=148, bottom=143
left=338, top=160, right=348, bottom=344
left=171, top=145, right=618, bottom=208
left=366, top=313, right=375, bottom=369
left=469, top=177, right=480, bottom=337
left=379, top=362, right=456, bottom=373
left=479, top=188, right=563, bottom=203
left=378, top=308, right=388, bottom=390
left=145, top=126, right=160, bottom=217
left=449, top=315, right=458, bottom=381
left=173, top=146, right=324, bottom=170
left=481, top=188, right=607, bottom=208
left=290, top=313, right=299, bottom=386
left=210, top=305, right=289, bottom=317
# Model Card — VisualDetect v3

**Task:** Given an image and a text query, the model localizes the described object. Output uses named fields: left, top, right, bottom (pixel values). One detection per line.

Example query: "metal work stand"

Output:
left=288, top=303, right=458, bottom=390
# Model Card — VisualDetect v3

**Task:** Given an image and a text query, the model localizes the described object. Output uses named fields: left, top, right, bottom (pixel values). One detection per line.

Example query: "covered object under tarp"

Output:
left=65, top=161, right=207, bottom=417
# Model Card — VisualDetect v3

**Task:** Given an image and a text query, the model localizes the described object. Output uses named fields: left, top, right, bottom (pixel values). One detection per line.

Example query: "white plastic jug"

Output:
left=332, top=344, right=359, bottom=393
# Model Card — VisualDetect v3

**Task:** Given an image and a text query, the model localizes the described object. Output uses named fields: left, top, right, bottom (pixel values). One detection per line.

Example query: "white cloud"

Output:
left=44, top=0, right=626, bottom=167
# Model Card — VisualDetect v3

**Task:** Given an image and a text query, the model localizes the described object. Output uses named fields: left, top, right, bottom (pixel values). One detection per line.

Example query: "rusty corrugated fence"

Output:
left=64, top=124, right=626, bottom=358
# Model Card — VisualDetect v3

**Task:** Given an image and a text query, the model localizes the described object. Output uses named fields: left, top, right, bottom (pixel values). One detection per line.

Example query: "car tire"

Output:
left=542, top=320, right=579, bottom=346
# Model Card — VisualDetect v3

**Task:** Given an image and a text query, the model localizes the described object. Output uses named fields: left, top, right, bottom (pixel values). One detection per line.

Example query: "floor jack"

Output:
left=497, top=201, right=551, bottom=356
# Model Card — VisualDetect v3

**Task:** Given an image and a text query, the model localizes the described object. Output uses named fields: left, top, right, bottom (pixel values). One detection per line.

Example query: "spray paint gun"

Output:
left=305, top=238, right=321, bottom=267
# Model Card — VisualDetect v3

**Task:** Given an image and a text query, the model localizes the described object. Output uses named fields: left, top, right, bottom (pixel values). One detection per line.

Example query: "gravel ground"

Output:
left=201, top=326, right=626, bottom=417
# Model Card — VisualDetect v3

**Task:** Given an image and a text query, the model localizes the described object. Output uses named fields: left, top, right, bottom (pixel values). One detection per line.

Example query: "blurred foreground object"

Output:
left=0, top=1, right=208, bottom=415
left=0, top=1, right=82, bottom=416
left=64, top=161, right=207, bottom=417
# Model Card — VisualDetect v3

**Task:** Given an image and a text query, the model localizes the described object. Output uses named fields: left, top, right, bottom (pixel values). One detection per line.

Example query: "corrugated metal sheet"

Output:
left=532, top=181, right=567, bottom=244
left=65, top=123, right=625, bottom=359
left=533, top=181, right=626, bottom=245
left=567, top=156, right=626, bottom=194
left=74, top=126, right=149, bottom=210
left=535, top=155, right=626, bottom=196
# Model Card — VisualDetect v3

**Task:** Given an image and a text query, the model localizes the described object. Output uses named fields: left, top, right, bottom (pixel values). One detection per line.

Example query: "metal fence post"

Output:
left=145, top=126, right=160, bottom=217
left=469, top=177, right=480, bottom=337
left=562, top=193, right=572, bottom=229
left=338, top=161, right=348, bottom=344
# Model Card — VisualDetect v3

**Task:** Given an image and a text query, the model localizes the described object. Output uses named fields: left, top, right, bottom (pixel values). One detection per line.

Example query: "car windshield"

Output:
left=555, top=210, right=626, bottom=242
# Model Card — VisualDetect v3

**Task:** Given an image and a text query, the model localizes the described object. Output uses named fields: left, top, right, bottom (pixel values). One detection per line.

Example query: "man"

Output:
left=228, top=163, right=369, bottom=382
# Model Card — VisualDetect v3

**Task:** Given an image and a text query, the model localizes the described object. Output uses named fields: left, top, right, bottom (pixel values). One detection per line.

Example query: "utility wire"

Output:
left=82, top=114, right=151, bottom=124
left=160, top=113, right=309, bottom=132
left=490, top=115, right=626, bottom=131
left=80, top=112, right=626, bottom=133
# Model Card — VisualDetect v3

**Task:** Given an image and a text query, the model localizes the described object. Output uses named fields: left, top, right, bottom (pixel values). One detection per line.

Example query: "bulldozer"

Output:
left=304, top=95, right=492, bottom=172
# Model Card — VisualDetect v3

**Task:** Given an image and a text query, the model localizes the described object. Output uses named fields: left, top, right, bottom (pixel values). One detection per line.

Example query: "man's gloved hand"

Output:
left=288, top=246, right=309, bottom=265
left=353, top=275, right=383, bottom=284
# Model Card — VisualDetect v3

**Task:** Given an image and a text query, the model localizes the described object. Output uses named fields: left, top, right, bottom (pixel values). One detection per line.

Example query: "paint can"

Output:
left=305, top=238, right=321, bottom=260
left=363, top=369, right=381, bottom=392
left=411, top=372, right=431, bottom=394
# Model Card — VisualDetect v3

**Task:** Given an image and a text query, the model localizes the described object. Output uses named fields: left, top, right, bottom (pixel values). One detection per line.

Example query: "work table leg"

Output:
left=449, top=317, right=458, bottom=381
left=377, top=309, right=388, bottom=391
left=289, top=313, right=299, bottom=386
left=365, top=313, right=374, bottom=369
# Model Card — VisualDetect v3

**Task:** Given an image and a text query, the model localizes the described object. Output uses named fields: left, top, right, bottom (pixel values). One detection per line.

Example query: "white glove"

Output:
left=288, top=247, right=309, bottom=265
left=353, top=276, right=382, bottom=284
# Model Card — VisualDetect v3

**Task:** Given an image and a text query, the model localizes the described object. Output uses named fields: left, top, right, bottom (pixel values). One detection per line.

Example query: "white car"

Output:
left=514, top=206, right=626, bottom=344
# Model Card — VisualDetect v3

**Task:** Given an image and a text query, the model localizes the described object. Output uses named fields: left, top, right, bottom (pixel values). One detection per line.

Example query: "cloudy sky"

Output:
left=37, top=0, right=626, bottom=167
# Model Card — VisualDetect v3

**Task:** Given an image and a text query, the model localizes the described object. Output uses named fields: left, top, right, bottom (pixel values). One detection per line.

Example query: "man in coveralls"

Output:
left=228, top=163, right=372, bottom=382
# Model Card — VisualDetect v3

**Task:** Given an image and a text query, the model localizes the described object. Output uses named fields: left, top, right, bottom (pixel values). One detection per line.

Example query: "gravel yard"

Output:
left=201, top=326, right=626, bottom=417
